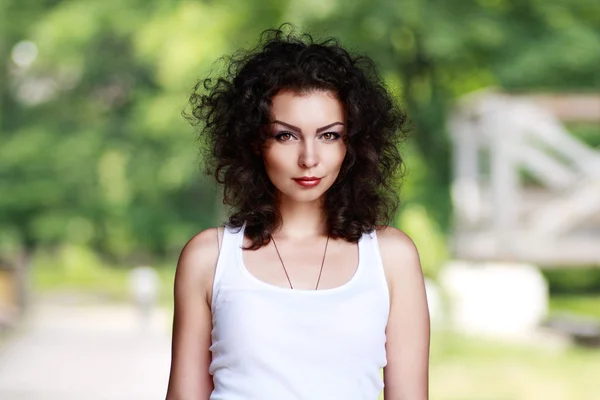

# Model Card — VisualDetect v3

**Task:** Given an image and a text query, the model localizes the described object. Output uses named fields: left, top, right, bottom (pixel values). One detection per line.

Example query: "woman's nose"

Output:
left=298, top=142, right=319, bottom=168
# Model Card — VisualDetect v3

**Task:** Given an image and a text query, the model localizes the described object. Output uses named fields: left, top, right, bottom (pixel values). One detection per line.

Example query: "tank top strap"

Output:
left=358, top=229, right=390, bottom=301
left=211, top=223, right=244, bottom=307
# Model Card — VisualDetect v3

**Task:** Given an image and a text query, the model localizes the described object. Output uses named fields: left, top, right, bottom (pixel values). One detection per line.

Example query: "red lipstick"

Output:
left=293, top=176, right=322, bottom=187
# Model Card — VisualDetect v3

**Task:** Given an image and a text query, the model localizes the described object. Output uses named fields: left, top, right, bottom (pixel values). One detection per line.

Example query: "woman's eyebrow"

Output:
left=271, top=120, right=344, bottom=133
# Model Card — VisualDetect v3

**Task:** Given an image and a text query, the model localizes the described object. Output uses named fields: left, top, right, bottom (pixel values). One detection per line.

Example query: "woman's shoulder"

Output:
left=181, top=227, right=222, bottom=259
left=373, top=225, right=421, bottom=273
left=175, top=227, right=223, bottom=291
left=374, top=225, right=417, bottom=250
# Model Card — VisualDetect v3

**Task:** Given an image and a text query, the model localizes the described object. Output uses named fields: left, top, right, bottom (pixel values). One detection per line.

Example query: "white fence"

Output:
left=449, top=92, right=600, bottom=265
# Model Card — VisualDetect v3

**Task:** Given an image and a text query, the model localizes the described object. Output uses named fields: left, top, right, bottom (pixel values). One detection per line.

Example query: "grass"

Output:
left=429, top=331, right=600, bottom=400
left=549, top=295, right=600, bottom=319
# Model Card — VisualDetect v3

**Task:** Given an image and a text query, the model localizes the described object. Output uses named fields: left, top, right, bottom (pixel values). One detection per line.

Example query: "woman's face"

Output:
left=262, top=89, right=347, bottom=205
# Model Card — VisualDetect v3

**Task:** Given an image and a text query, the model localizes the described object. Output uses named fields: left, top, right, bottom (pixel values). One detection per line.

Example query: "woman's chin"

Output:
left=279, top=188, right=328, bottom=204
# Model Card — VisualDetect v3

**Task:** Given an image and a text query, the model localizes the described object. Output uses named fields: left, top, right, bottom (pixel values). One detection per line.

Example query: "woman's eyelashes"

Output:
left=320, top=132, right=341, bottom=141
left=273, top=131, right=342, bottom=142
left=274, top=131, right=296, bottom=142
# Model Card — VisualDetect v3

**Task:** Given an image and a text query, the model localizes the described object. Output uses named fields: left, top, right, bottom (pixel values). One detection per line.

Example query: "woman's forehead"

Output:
left=270, top=89, right=345, bottom=127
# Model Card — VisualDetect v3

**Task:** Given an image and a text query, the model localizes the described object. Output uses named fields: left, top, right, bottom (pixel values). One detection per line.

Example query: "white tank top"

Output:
left=209, top=223, right=390, bottom=400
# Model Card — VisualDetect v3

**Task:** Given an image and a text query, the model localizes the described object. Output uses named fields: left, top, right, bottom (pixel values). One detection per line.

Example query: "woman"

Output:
left=166, top=26, right=430, bottom=400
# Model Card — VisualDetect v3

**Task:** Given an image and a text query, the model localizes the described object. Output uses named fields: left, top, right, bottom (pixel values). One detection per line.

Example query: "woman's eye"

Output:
left=321, top=132, right=341, bottom=141
left=275, top=132, right=294, bottom=141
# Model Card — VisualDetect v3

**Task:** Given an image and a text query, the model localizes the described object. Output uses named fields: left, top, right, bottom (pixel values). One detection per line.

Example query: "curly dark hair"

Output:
left=187, top=25, right=408, bottom=249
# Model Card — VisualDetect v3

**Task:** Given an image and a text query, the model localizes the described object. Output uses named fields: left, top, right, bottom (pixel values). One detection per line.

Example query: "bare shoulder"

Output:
left=179, top=227, right=222, bottom=263
left=375, top=225, right=420, bottom=264
left=374, top=225, right=423, bottom=287
left=175, top=227, right=223, bottom=301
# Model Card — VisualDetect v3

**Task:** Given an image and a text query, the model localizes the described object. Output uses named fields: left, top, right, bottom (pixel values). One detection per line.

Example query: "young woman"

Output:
left=166, top=27, right=430, bottom=400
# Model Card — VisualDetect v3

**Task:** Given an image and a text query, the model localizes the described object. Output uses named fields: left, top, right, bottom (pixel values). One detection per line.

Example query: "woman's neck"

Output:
left=274, top=196, right=327, bottom=240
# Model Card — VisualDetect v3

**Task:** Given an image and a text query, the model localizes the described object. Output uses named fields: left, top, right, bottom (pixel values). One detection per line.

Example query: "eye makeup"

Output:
left=273, top=131, right=296, bottom=142
left=272, top=130, right=343, bottom=143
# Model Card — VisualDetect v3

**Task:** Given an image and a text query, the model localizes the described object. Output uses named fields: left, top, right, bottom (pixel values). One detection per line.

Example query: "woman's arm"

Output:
left=165, top=228, right=221, bottom=400
left=378, top=227, right=430, bottom=400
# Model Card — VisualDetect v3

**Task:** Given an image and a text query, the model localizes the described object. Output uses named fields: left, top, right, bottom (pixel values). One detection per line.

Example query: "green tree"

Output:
left=0, top=0, right=288, bottom=265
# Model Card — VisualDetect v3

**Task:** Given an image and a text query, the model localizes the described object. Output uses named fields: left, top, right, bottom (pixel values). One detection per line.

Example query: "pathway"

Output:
left=0, top=302, right=172, bottom=400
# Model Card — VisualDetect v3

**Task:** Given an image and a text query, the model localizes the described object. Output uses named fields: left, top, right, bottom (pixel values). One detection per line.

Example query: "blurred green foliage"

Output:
left=543, top=268, right=600, bottom=294
left=397, top=203, right=448, bottom=278
left=568, top=123, right=600, bottom=148
left=1, top=0, right=599, bottom=275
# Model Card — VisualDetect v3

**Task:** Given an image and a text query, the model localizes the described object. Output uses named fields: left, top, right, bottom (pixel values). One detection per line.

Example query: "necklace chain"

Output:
left=271, top=234, right=330, bottom=290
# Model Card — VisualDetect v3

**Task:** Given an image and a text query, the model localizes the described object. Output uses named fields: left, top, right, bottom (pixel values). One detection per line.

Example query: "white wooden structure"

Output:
left=449, top=92, right=600, bottom=266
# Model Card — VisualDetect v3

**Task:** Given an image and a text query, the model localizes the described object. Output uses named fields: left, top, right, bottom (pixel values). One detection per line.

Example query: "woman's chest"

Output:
left=212, top=287, right=389, bottom=359
left=242, top=237, right=360, bottom=290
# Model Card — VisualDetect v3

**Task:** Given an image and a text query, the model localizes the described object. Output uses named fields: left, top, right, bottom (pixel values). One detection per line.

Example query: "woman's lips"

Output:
left=293, top=177, right=322, bottom=187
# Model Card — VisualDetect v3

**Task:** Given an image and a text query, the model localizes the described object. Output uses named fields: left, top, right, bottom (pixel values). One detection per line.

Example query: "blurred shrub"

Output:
left=568, top=123, right=600, bottom=148
left=32, top=244, right=128, bottom=298
left=542, top=268, right=600, bottom=294
left=396, top=203, right=449, bottom=279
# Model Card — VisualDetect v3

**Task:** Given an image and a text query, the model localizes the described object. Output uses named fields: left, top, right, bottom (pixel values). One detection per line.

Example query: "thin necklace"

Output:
left=271, top=234, right=330, bottom=290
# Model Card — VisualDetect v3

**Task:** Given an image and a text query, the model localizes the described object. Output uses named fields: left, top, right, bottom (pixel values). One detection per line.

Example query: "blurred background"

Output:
left=1, top=0, right=599, bottom=399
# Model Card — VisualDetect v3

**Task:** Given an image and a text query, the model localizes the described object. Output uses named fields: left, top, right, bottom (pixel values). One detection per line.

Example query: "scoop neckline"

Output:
left=236, top=223, right=365, bottom=295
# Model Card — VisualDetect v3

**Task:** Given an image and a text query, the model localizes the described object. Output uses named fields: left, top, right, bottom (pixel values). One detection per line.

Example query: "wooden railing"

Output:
left=449, top=91, right=600, bottom=266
